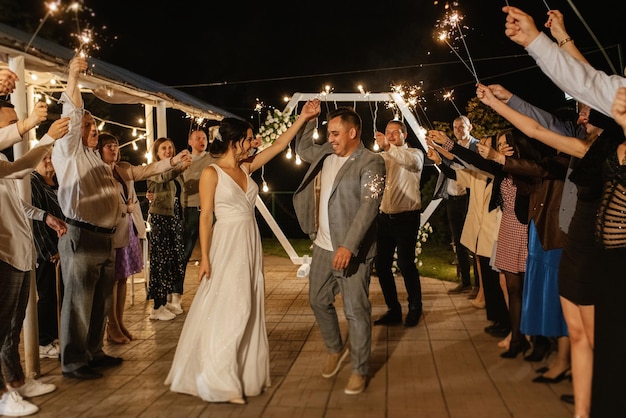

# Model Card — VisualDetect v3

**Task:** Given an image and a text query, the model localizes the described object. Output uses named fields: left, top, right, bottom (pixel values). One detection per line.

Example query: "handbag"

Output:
left=596, top=178, right=626, bottom=249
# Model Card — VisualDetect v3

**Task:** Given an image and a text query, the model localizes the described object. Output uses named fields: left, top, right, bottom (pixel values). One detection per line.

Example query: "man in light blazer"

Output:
left=293, top=107, right=385, bottom=395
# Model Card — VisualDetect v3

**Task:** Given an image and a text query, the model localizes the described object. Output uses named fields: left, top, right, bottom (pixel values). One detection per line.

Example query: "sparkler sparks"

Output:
left=363, top=172, right=385, bottom=200
left=435, top=8, right=479, bottom=84
left=442, top=90, right=462, bottom=116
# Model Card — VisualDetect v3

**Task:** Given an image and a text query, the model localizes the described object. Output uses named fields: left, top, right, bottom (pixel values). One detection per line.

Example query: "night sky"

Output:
left=8, top=0, right=625, bottom=192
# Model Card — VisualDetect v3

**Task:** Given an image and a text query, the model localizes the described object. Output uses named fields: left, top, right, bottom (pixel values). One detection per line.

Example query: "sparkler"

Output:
left=442, top=90, right=462, bottom=116
left=25, top=1, right=61, bottom=52
left=435, top=9, right=479, bottom=84
left=390, top=82, right=432, bottom=129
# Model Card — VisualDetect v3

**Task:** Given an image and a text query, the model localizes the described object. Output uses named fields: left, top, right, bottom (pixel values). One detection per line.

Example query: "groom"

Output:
left=293, top=106, right=385, bottom=395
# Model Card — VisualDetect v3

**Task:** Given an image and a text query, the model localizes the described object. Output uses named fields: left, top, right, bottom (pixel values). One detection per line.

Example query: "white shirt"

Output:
left=314, top=154, right=349, bottom=251
left=379, top=144, right=423, bottom=214
left=526, top=32, right=626, bottom=117
left=52, top=93, right=120, bottom=228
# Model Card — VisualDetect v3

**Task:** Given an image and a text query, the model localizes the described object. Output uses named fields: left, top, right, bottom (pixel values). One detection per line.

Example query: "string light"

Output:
left=295, top=154, right=301, bottom=165
left=261, top=166, right=269, bottom=192
left=285, top=146, right=292, bottom=159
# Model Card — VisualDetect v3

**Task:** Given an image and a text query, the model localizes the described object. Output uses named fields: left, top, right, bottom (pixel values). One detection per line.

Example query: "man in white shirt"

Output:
left=52, top=57, right=122, bottom=380
left=372, top=119, right=425, bottom=327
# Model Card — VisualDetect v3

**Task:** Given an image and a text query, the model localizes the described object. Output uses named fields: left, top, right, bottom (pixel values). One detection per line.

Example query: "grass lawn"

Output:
left=262, top=237, right=468, bottom=284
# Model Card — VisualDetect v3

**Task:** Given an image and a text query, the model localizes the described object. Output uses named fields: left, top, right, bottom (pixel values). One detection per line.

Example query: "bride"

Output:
left=165, top=99, right=320, bottom=404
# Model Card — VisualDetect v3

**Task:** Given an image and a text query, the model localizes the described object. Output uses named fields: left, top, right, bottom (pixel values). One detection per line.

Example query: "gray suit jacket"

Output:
left=293, top=120, right=386, bottom=262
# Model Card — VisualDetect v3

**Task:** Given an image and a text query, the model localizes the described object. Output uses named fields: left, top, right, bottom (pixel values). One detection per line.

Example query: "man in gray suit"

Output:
left=293, top=107, right=385, bottom=396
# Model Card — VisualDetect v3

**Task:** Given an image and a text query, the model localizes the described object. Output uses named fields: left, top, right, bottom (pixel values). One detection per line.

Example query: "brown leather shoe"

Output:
left=321, top=345, right=349, bottom=378
left=344, top=373, right=367, bottom=395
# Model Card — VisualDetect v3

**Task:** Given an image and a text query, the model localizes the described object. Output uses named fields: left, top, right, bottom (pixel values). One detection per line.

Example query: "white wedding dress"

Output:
left=165, top=164, right=270, bottom=402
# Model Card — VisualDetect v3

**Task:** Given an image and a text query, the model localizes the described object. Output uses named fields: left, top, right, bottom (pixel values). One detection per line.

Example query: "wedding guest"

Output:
left=0, top=99, right=67, bottom=416
left=175, top=129, right=216, bottom=314
left=373, top=119, right=424, bottom=327
left=30, top=150, right=65, bottom=359
left=52, top=56, right=123, bottom=380
left=98, top=133, right=190, bottom=342
left=433, top=115, right=479, bottom=296
left=428, top=134, right=509, bottom=340
left=146, top=137, right=191, bottom=321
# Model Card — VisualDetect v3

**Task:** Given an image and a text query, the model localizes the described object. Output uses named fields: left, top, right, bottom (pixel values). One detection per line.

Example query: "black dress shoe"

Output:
left=532, top=368, right=571, bottom=383
left=62, top=365, right=103, bottom=380
left=485, top=322, right=510, bottom=338
left=373, top=311, right=402, bottom=326
left=404, top=309, right=422, bottom=327
left=560, top=394, right=574, bottom=404
left=89, top=354, right=123, bottom=368
left=484, top=322, right=501, bottom=333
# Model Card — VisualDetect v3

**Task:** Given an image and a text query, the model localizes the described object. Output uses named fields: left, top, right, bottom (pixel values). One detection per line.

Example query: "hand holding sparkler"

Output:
left=545, top=10, right=569, bottom=42
left=66, top=56, right=88, bottom=108
left=477, top=137, right=507, bottom=165
left=502, top=6, right=542, bottom=48
left=0, top=68, right=18, bottom=95
left=17, top=101, right=48, bottom=136
left=426, top=138, right=454, bottom=161
left=45, top=117, right=71, bottom=140
left=427, top=129, right=450, bottom=146
left=484, top=84, right=513, bottom=103
left=475, top=83, right=500, bottom=108
left=426, top=146, right=442, bottom=165
left=545, top=10, right=588, bottom=64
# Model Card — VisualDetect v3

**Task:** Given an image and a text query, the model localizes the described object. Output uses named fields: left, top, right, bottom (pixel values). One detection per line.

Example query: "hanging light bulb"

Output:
left=373, top=142, right=380, bottom=151
left=286, top=147, right=292, bottom=159
left=312, top=128, right=319, bottom=140
left=132, top=141, right=138, bottom=150
left=97, top=121, right=105, bottom=131
left=132, top=128, right=137, bottom=137
left=295, top=154, right=301, bottom=165
left=262, top=181, right=269, bottom=192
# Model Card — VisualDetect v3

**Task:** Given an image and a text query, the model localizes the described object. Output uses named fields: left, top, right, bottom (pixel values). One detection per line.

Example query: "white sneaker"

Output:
left=165, top=302, right=183, bottom=315
left=14, top=378, right=56, bottom=398
left=149, top=306, right=176, bottom=321
left=0, top=390, right=39, bottom=416
left=39, top=343, right=59, bottom=359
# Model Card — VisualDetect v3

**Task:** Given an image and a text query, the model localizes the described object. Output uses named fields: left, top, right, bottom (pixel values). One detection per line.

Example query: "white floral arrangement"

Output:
left=392, top=221, right=433, bottom=273
left=257, top=107, right=296, bottom=152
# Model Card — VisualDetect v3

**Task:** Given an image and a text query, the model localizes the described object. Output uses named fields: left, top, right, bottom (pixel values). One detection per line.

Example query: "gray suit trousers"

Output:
left=309, top=244, right=373, bottom=376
